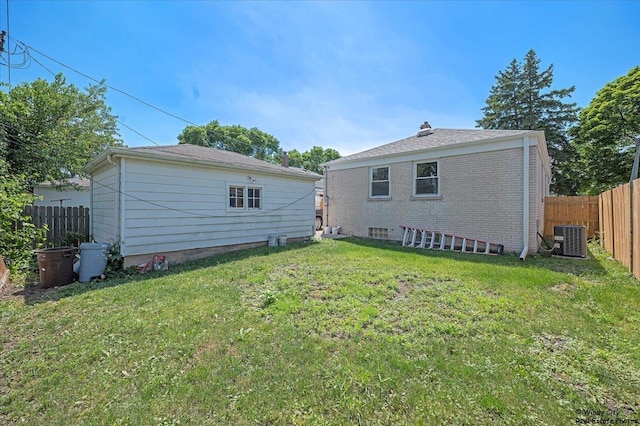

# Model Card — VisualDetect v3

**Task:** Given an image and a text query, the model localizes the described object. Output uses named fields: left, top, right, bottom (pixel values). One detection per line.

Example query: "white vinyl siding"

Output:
left=90, top=163, right=119, bottom=243
left=33, top=186, right=90, bottom=208
left=117, top=158, right=315, bottom=257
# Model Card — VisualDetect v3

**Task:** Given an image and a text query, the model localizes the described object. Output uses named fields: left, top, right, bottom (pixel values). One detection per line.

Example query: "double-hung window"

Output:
left=229, top=186, right=245, bottom=209
left=414, top=161, right=439, bottom=196
left=370, top=166, right=390, bottom=197
left=229, top=184, right=262, bottom=211
left=247, top=187, right=261, bottom=209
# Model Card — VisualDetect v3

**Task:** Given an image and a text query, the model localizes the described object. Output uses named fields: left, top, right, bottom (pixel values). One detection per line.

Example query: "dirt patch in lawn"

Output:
left=396, top=280, right=410, bottom=297
left=0, top=281, right=60, bottom=304
left=549, top=282, right=577, bottom=296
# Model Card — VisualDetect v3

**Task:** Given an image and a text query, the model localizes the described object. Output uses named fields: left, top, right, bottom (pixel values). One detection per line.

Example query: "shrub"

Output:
left=0, top=172, right=46, bottom=279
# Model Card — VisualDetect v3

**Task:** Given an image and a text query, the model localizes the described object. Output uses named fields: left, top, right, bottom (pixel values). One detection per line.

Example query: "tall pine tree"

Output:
left=477, top=50, right=580, bottom=195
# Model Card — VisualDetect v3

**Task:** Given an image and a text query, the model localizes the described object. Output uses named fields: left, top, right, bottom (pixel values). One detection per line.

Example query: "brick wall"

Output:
left=326, top=146, right=542, bottom=254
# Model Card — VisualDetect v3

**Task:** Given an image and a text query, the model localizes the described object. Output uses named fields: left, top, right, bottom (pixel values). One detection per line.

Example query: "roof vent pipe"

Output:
left=417, top=121, right=433, bottom=137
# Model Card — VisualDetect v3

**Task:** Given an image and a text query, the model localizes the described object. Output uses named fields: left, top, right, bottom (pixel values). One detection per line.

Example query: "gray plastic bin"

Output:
left=78, top=243, right=110, bottom=282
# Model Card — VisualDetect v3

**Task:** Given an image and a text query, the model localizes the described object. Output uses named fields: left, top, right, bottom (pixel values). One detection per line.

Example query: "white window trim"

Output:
left=413, top=160, right=440, bottom=197
left=370, top=165, right=391, bottom=198
left=226, top=183, right=264, bottom=212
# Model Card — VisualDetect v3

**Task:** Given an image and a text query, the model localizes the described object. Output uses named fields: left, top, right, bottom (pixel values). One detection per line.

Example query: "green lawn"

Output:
left=1, top=238, right=639, bottom=425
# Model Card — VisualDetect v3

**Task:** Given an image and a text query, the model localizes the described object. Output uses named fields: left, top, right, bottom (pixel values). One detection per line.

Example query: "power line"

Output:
left=25, top=43, right=200, bottom=127
left=1, top=117, right=316, bottom=217
left=6, top=0, right=9, bottom=85
left=27, top=52, right=54, bottom=77
left=13, top=51, right=165, bottom=149
left=116, top=121, right=160, bottom=146
left=3, top=36, right=289, bottom=162
left=18, top=38, right=282, bottom=153
left=90, top=177, right=315, bottom=218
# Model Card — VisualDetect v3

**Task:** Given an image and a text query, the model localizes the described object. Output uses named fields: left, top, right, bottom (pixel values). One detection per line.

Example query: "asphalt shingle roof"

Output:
left=105, top=144, right=321, bottom=180
left=329, top=128, right=538, bottom=164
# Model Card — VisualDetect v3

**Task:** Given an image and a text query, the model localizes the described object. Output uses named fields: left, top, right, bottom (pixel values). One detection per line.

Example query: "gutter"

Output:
left=520, top=137, right=530, bottom=261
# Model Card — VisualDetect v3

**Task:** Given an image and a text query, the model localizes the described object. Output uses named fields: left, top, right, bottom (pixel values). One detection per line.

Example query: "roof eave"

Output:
left=83, top=147, right=321, bottom=180
left=324, top=130, right=545, bottom=169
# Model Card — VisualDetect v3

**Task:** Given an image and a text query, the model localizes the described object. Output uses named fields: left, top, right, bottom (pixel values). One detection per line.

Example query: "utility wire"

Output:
left=4, top=37, right=291, bottom=171
left=26, top=43, right=200, bottom=127
left=27, top=52, right=54, bottom=77
left=116, top=120, right=160, bottom=146
left=1, top=119, right=316, bottom=218
left=16, top=37, right=280, bottom=153
left=14, top=50, right=165, bottom=149
left=90, top=177, right=315, bottom=218
left=6, top=0, right=10, bottom=85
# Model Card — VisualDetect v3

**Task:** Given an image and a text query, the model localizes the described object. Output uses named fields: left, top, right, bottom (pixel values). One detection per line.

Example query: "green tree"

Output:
left=177, top=120, right=281, bottom=163
left=300, top=146, right=341, bottom=174
left=285, top=149, right=304, bottom=168
left=571, top=66, right=640, bottom=194
left=0, top=74, right=122, bottom=188
left=178, top=122, right=341, bottom=173
left=476, top=50, right=580, bottom=195
left=0, top=160, right=45, bottom=278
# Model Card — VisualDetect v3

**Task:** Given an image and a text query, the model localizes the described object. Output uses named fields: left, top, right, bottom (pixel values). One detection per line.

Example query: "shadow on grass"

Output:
left=338, top=236, right=609, bottom=275
left=15, top=239, right=322, bottom=305
left=12, top=236, right=612, bottom=305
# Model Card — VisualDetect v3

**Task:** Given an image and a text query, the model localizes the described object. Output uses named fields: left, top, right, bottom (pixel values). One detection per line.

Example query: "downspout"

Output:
left=89, top=177, right=94, bottom=239
left=106, top=155, right=119, bottom=244
left=520, top=137, right=530, bottom=261
left=119, top=157, right=126, bottom=255
left=324, top=166, right=329, bottom=230
left=106, top=154, right=124, bottom=250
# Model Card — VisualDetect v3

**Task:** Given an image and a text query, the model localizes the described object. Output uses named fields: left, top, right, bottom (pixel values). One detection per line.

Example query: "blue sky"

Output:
left=2, top=1, right=639, bottom=155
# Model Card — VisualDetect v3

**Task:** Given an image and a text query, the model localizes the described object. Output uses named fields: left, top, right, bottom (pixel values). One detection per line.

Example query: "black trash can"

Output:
left=35, top=247, right=76, bottom=288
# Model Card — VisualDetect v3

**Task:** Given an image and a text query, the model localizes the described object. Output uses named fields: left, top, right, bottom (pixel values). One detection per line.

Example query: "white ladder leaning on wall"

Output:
left=400, top=225, right=504, bottom=256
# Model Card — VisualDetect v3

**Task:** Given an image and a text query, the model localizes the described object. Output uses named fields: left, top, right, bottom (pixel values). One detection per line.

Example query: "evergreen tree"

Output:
left=477, top=50, right=580, bottom=195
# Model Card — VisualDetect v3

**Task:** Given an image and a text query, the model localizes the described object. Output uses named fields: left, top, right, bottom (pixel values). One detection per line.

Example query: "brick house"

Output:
left=322, top=124, right=551, bottom=258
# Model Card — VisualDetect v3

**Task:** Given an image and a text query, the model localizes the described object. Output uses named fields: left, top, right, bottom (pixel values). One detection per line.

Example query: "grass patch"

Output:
left=1, top=238, right=639, bottom=424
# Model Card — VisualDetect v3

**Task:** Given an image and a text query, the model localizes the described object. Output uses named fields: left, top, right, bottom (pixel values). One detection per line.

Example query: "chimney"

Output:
left=417, top=121, right=433, bottom=137
left=282, top=151, right=289, bottom=167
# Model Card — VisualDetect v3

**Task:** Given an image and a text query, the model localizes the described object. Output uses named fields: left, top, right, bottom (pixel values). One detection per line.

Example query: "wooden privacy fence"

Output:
left=543, top=196, right=599, bottom=240
left=599, top=179, right=640, bottom=280
left=21, top=205, right=90, bottom=247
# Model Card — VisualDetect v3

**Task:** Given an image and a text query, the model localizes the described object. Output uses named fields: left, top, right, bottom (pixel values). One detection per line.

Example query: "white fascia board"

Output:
left=325, top=132, right=545, bottom=171
left=535, top=133, right=552, bottom=177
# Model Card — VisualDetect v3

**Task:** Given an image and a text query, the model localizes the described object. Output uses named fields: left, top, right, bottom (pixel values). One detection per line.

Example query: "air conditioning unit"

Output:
left=553, top=225, right=587, bottom=257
